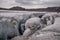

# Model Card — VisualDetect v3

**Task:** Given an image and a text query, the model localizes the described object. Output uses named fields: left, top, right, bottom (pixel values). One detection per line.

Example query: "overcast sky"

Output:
left=0, top=0, right=60, bottom=9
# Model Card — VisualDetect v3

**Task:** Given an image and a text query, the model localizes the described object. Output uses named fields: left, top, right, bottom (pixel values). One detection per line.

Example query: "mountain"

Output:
left=0, top=8, right=8, bottom=10
left=9, top=6, right=25, bottom=10
left=0, top=6, right=60, bottom=12
left=46, top=7, right=60, bottom=12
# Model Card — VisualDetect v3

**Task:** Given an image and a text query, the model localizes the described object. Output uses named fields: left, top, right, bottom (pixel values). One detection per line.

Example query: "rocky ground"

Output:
left=11, top=16, right=60, bottom=40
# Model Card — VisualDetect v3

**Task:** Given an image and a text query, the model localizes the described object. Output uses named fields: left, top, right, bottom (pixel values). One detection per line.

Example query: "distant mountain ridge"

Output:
left=0, top=8, right=8, bottom=10
left=0, top=6, right=60, bottom=12
left=9, top=6, right=25, bottom=10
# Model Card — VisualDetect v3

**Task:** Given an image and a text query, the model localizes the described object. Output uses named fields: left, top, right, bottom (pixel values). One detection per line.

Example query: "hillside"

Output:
left=0, top=6, right=60, bottom=12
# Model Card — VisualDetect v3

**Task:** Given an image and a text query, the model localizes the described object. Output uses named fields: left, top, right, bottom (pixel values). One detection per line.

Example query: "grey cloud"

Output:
left=15, top=0, right=42, bottom=5
left=0, top=0, right=60, bottom=8
left=43, top=0, right=60, bottom=7
left=15, top=0, right=60, bottom=6
left=0, top=0, right=17, bottom=8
